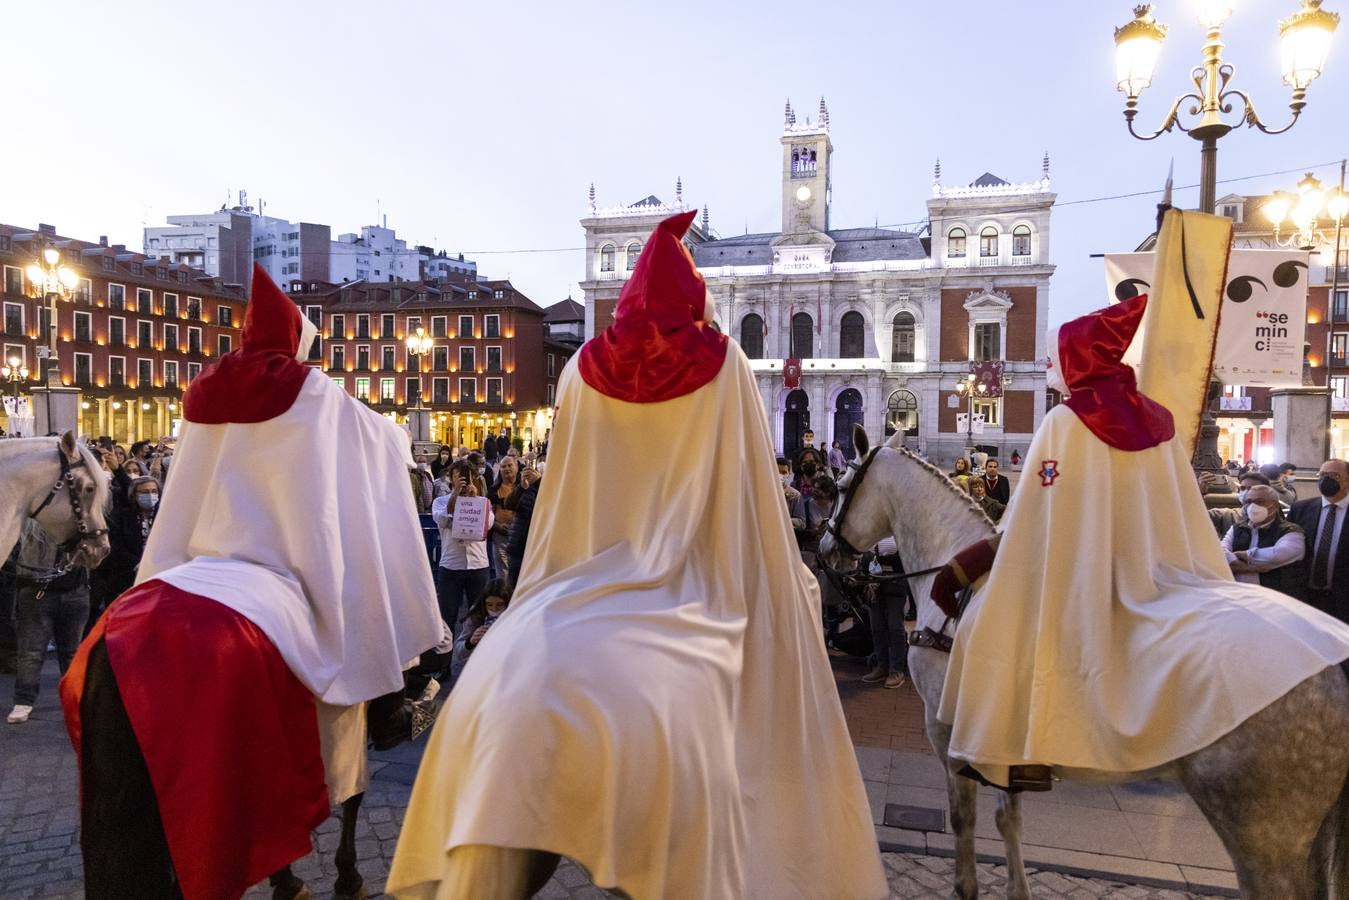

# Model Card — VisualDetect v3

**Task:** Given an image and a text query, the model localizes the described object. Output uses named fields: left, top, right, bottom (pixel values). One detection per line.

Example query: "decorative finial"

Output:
left=934, top=158, right=942, bottom=184
left=588, top=182, right=596, bottom=213
left=676, top=176, right=683, bottom=205
left=1042, top=151, right=1050, bottom=179
left=702, top=205, right=710, bottom=233
left=819, top=96, right=829, bottom=127
left=784, top=98, right=795, bottom=126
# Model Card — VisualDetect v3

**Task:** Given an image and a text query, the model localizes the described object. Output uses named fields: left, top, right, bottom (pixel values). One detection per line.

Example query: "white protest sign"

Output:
left=449, top=495, right=491, bottom=542
left=1104, top=249, right=1309, bottom=387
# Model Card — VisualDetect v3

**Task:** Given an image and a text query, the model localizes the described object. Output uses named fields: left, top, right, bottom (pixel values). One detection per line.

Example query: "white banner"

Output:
left=1104, top=249, right=1309, bottom=387
left=955, top=412, right=986, bottom=435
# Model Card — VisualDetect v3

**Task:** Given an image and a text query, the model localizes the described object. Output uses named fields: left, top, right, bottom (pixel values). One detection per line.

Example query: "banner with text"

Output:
left=1104, top=249, right=1309, bottom=388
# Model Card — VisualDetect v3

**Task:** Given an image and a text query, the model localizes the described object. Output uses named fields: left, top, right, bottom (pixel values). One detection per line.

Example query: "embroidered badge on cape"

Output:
left=1039, top=460, right=1060, bottom=487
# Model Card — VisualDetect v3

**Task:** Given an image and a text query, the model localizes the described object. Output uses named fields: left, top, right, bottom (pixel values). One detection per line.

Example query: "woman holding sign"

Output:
left=431, top=459, right=495, bottom=638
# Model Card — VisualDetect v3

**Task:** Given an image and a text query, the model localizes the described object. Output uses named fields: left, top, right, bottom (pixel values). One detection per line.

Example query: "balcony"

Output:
left=977, top=255, right=1002, bottom=267
left=1326, top=266, right=1349, bottom=284
left=1010, top=254, right=1036, bottom=266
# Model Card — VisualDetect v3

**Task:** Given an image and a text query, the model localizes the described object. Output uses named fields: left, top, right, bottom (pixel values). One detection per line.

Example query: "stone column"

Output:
left=407, top=407, right=431, bottom=443
left=1270, top=387, right=1330, bottom=469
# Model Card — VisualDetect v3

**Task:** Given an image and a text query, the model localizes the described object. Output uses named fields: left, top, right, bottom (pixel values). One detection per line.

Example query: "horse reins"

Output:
left=825, top=445, right=969, bottom=654
left=25, top=447, right=108, bottom=567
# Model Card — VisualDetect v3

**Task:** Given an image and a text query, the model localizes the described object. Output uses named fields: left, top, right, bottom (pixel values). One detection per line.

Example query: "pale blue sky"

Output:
left=6, top=0, right=1347, bottom=324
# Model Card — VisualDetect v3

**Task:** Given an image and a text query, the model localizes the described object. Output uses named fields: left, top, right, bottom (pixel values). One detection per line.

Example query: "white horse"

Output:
left=820, top=425, right=1349, bottom=900
left=0, top=433, right=111, bottom=570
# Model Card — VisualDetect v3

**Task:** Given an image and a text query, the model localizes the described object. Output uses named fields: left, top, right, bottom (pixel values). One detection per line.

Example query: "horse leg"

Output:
left=1178, top=666, right=1349, bottom=900
left=333, top=792, right=366, bottom=900
left=268, top=866, right=307, bottom=900
left=946, top=769, right=980, bottom=900
left=993, top=792, right=1030, bottom=900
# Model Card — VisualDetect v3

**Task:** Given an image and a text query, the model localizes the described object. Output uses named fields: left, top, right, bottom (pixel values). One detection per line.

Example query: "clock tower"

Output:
left=780, top=97, right=832, bottom=235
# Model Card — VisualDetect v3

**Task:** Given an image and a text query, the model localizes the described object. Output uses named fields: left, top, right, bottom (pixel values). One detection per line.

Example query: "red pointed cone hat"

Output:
left=579, top=210, right=728, bottom=403
left=183, top=264, right=313, bottom=424
left=1058, top=294, right=1174, bottom=451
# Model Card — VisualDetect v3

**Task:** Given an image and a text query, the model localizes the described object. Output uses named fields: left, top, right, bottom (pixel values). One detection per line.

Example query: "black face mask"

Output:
left=801, top=462, right=817, bottom=476
left=1320, top=475, right=1341, bottom=498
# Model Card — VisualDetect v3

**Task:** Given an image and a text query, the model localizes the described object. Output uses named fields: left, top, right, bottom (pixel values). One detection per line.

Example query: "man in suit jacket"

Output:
left=983, top=457, right=1011, bottom=505
left=1286, top=458, right=1349, bottom=623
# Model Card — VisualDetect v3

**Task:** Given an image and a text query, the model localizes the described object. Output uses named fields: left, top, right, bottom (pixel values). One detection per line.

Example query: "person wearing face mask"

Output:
left=793, top=447, right=826, bottom=500
left=1288, top=459, right=1349, bottom=622
left=88, top=477, right=161, bottom=630
left=1222, top=484, right=1305, bottom=596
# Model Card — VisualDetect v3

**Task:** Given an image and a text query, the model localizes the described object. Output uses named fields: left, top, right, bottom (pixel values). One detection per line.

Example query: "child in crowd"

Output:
left=450, top=579, right=512, bottom=685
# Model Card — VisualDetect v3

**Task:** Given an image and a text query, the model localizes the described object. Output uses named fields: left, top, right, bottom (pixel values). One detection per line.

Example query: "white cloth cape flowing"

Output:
left=938, top=406, right=1349, bottom=784
left=136, top=370, right=442, bottom=801
left=388, top=351, right=886, bottom=900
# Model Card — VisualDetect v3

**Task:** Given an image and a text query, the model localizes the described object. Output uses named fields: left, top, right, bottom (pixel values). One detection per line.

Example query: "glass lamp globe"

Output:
left=1280, top=0, right=1339, bottom=89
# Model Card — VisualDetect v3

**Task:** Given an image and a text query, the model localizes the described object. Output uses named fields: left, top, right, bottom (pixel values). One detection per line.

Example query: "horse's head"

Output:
left=821, top=424, right=997, bottom=613
left=31, top=432, right=111, bottom=569
left=819, top=423, right=891, bottom=574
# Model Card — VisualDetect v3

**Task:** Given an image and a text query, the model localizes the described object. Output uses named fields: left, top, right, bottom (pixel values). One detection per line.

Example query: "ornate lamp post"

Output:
left=25, top=246, right=80, bottom=387
left=1265, top=164, right=1349, bottom=457
left=955, top=369, right=1012, bottom=461
left=1115, top=1, right=1339, bottom=214
left=2, top=355, right=30, bottom=402
left=404, top=326, right=435, bottom=444
left=1115, top=1, right=1338, bottom=469
left=25, top=244, right=81, bottom=434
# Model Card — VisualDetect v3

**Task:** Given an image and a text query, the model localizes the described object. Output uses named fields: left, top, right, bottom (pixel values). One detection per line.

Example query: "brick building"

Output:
left=1, top=223, right=246, bottom=441
left=288, top=276, right=566, bottom=449
left=581, top=99, right=1054, bottom=464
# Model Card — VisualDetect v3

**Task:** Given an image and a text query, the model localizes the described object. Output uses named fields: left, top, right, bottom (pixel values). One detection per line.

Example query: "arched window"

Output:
left=625, top=242, right=642, bottom=271
left=834, top=389, right=865, bottom=459
left=791, top=312, right=814, bottom=359
left=599, top=244, right=615, bottom=273
left=839, top=311, right=865, bottom=358
left=740, top=313, right=764, bottom=359
left=892, top=311, right=916, bottom=362
left=1012, top=225, right=1032, bottom=257
left=979, top=226, right=999, bottom=258
left=885, top=389, right=919, bottom=438
left=947, top=227, right=966, bottom=258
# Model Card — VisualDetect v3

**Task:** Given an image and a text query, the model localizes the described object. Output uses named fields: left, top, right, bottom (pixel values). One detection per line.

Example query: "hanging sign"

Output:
left=1104, top=249, right=1310, bottom=387
left=783, top=358, right=802, bottom=389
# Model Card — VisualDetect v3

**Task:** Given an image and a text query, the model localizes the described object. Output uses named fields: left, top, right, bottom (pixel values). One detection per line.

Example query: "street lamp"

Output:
left=404, top=326, right=435, bottom=443
left=1263, top=171, right=1349, bottom=249
left=2, top=354, right=30, bottom=401
left=1114, top=1, right=1339, bottom=213
left=25, top=244, right=80, bottom=387
left=1115, top=1, right=1338, bottom=470
left=1266, top=163, right=1349, bottom=458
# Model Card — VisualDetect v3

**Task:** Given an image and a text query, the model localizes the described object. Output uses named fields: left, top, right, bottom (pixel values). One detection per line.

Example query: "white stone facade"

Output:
left=580, top=102, right=1056, bottom=466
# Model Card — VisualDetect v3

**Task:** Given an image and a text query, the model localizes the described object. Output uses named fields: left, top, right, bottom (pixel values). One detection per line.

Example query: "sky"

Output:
left=5, top=0, right=1347, bottom=326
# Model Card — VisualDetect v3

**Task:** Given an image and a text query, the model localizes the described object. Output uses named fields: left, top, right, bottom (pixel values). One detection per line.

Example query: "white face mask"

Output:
left=1045, top=325, right=1068, bottom=395
left=1246, top=503, right=1272, bottom=526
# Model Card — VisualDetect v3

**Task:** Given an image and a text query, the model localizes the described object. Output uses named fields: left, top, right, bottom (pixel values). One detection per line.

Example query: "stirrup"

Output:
left=1008, top=764, right=1054, bottom=793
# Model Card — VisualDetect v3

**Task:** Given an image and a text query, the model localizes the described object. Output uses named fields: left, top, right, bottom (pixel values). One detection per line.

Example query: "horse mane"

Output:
left=888, top=444, right=996, bottom=529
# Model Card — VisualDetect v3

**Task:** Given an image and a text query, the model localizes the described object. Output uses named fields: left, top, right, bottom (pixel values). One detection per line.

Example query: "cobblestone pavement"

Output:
left=2, top=660, right=1224, bottom=899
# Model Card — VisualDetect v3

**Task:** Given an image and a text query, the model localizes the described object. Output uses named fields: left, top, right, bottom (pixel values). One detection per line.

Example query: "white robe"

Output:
left=389, top=351, right=886, bottom=900
left=137, top=370, right=443, bottom=801
left=939, top=405, right=1349, bottom=785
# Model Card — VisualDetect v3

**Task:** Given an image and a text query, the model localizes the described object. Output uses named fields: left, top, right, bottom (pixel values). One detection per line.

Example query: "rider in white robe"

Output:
left=936, top=224, right=1349, bottom=787
left=389, top=211, right=886, bottom=899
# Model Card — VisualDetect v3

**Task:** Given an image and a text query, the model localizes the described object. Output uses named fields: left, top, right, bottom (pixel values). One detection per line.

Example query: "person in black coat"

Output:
left=982, top=457, right=1010, bottom=505
left=495, top=433, right=511, bottom=459
left=1285, top=459, right=1349, bottom=623
left=505, top=471, right=541, bottom=586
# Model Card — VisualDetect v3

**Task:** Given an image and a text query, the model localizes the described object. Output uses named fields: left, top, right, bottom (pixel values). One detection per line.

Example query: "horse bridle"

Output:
left=28, top=448, right=108, bottom=555
left=825, top=445, right=970, bottom=654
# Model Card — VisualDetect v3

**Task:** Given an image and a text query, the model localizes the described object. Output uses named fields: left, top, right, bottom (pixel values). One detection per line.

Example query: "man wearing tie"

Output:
left=1287, top=459, right=1349, bottom=623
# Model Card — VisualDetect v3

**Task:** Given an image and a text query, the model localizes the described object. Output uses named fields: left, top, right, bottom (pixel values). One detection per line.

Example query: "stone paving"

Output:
left=3, top=658, right=1228, bottom=899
